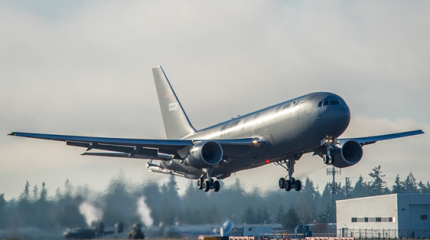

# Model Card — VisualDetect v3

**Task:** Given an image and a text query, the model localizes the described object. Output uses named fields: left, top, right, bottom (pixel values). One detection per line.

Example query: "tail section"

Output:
left=152, top=66, right=196, bottom=139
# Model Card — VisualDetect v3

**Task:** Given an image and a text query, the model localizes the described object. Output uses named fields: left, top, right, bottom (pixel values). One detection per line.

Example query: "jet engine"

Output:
left=185, top=141, right=223, bottom=168
left=331, top=140, right=363, bottom=168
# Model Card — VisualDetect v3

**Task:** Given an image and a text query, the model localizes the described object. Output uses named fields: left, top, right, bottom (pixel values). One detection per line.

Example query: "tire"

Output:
left=279, top=178, right=285, bottom=189
left=323, top=155, right=328, bottom=164
left=284, top=180, right=292, bottom=191
left=203, top=180, right=210, bottom=192
left=294, top=179, right=302, bottom=191
left=197, top=179, right=203, bottom=190
left=329, top=155, right=334, bottom=164
left=214, top=181, right=220, bottom=192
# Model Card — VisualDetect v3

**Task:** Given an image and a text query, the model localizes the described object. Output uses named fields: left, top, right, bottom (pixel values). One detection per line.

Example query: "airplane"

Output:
left=8, top=66, right=424, bottom=193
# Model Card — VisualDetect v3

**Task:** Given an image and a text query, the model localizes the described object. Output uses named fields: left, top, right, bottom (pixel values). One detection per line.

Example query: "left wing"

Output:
left=8, top=132, right=260, bottom=159
left=338, top=129, right=424, bottom=146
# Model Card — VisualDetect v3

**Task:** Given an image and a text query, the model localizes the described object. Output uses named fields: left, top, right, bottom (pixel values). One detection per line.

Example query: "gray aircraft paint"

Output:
left=153, top=66, right=196, bottom=139
left=8, top=66, right=424, bottom=186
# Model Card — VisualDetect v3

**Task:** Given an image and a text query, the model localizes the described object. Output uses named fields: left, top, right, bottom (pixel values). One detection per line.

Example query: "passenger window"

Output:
left=318, top=101, right=322, bottom=107
left=330, top=100, right=340, bottom=105
left=323, top=100, right=329, bottom=106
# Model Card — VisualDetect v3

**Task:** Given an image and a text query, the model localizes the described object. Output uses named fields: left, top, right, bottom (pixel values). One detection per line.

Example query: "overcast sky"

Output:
left=1, top=0, right=429, bottom=200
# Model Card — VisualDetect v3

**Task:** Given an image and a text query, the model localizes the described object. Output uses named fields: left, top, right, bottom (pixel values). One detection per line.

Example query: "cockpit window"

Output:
left=323, top=100, right=329, bottom=106
left=318, top=101, right=322, bottom=107
left=330, top=100, right=340, bottom=105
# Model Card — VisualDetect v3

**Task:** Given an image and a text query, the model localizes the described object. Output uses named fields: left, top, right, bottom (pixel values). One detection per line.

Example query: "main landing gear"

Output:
left=197, top=178, right=220, bottom=192
left=277, top=155, right=301, bottom=192
left=197, top=168, right=220, bottom=192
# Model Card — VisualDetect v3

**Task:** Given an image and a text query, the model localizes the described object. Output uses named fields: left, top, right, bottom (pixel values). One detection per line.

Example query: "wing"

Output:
left=338, top=130, right=424, bottom=146
left=8, top=132, right=260, bottom=159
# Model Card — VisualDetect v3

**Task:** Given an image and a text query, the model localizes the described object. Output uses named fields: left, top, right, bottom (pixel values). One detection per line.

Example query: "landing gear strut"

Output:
left=277, top=155, right=301, bottom=192
left=322, top=137, right=335, bottom=165
left=196, top=169, right=221, bottom=192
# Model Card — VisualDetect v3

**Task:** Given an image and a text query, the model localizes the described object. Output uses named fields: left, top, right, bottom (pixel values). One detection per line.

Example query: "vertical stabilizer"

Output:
left=152, top=66, right=196, bottom=139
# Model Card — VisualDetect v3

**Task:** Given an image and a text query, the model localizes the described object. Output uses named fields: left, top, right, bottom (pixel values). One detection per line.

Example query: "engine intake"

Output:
left=331, top=140, right=363, bottom=168
left=185, top=141, right=223, bottom=168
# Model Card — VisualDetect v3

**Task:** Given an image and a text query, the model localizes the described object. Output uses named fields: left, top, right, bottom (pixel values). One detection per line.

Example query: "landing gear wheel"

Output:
left=294, top=179, right=302, bottom=191
left=203, top=180, right=210, bottom=192
left=323, top=155, right=333, bottom=165
left=284, top=180, right=292, bottom=191
left=197, top=179, right=203, bottom=190
left=279, top=178, right=285, bottom=189
left=214, top=181, right=220, bottom=192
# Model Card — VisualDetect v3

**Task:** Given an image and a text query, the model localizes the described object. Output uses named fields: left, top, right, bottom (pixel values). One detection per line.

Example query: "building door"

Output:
left=409, top=204, right=430, bottom=238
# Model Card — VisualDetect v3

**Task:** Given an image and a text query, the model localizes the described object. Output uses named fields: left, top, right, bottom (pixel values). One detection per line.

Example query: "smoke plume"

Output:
left=79, top=202, right=103, bottom=226
left=137, top=196, right=153, bottom=226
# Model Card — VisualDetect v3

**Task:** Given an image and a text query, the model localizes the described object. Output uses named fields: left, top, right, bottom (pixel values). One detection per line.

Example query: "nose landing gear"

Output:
left=322, top=137, right=336, bottom=165
left=276, top=155, right=302, bottom=192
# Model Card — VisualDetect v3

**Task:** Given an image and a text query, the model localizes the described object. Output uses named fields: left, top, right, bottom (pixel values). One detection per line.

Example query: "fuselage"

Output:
left=161, top=92, right=351, bottom=179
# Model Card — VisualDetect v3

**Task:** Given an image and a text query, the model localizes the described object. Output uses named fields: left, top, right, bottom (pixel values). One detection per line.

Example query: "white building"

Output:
left=336, top=194, right=430, bottom=238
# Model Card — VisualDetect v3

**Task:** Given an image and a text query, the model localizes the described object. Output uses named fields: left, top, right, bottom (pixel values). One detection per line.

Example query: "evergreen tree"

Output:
left=40, top=183, right=47, bottom=201
left=0, top=194, right=6, bottom=228
left=283, top=204, right=299, bottom=230
left=242, top=206, right=255, bottom=224
left=318, top=183, right=331, bottom=214
left=315, top=203, right=331, bottom=232
left=350, top=175, right=370, bottom=198
left=20, top=181, right=30, bottom=200
left=33, top=185, right=39, bottom=200
left=343, top=177, right=353, bottom=199
left=402, top=172, right=419, bottom=193
left=296, top=195, right=314, bottom=224
left=18, top=181, right=32, bottom=226
left=101, top=173, right=135, bottom=226
left=255, top=207, right=263, bottom=224
left=275, top=204, right=285, bottom=224
left=368, top=165, right=387, bottom=195
left=261, top=205, right=271, bottom=224
left=392, top=174, right=403, bottom=193
left=418, top=181, right=430, bottom=193
left=35, top=182, right=53, bottom=229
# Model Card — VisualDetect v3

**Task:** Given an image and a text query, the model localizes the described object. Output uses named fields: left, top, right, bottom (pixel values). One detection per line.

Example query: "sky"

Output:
left=1, top=0, right=429, bottom=200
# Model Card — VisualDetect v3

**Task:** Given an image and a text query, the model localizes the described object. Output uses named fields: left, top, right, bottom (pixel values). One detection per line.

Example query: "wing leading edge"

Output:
left=8, top=132, right=260, bottom=159
left=338, top=129, right=424, bottom=146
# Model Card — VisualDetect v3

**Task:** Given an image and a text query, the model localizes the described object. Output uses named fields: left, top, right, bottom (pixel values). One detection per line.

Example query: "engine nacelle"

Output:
left=185, top=141, right=223, bottom=168
left=331, top=140, right=363, bottom=168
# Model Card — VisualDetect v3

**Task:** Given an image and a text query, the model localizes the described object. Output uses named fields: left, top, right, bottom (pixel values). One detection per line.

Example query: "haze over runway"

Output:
left=1, top=0, right=429, bottom=199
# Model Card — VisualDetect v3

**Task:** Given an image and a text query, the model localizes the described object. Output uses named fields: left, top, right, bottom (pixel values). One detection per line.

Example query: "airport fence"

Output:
left=337, top=228, right=430, bottom=239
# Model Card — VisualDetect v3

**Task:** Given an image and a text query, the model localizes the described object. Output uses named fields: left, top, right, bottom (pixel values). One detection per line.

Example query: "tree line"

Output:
left=0, top=166, right=429, bottom=231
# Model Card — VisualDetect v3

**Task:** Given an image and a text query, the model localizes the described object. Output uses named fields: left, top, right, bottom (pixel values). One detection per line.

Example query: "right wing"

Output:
left=8, top=132, right=260, bottom=160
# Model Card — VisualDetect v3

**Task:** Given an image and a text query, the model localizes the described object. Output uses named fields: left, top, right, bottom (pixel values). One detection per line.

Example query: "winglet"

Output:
left=8, top=132, right=16, bottom=136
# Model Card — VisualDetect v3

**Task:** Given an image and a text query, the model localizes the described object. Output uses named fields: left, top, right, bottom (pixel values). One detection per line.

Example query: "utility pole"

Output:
left=326, top=166, right=341, bottom=223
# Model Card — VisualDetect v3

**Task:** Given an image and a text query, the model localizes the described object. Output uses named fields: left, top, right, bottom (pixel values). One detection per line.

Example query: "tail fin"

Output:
left=152, top=66, right=196, bottom=139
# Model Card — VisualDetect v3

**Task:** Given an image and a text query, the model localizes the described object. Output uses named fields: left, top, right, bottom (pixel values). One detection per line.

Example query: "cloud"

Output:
left=0, top=0, right=429, bottom=198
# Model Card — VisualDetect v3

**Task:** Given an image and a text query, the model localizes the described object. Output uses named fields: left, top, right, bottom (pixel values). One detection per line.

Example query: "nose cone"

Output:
left=321, top=101, right=351, bottom=137
left=337, top=104, right=351, bottom=133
